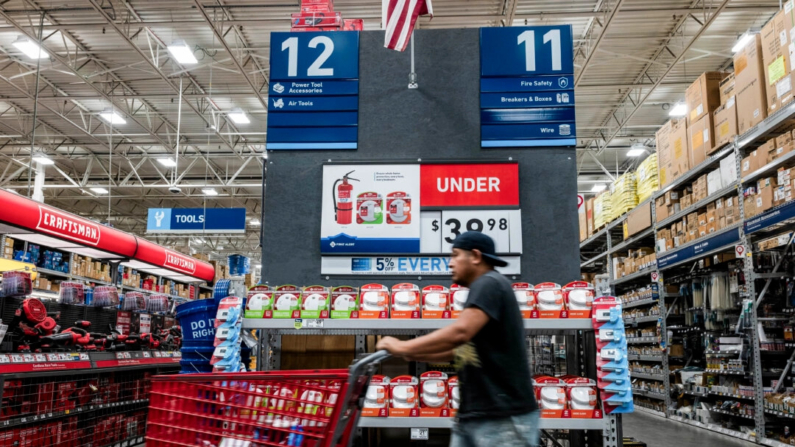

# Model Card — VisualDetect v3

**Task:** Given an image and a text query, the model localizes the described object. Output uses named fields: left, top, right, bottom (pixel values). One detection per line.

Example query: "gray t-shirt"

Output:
left=455, top=270, right=538, bottom=419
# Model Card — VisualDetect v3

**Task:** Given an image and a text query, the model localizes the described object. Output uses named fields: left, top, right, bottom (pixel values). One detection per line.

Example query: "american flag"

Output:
left=383, top=0, right=433, bottom=51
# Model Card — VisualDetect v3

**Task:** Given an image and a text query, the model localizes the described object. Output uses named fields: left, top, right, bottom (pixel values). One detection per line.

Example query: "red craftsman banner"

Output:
left=420, top=163, right=519, bottom=207
left=133, top=237, right=215, bottom=282
left=0, top=189, right=138, bottom=256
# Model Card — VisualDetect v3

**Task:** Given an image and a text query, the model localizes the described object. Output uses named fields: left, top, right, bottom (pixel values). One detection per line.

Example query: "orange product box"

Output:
left=511, top=282, right=536, bottom=318
left=450, top=284, right=469, bottom=318
left=391, top=283, right=421, bottom=319
left=361, top=375, right=390, bottom=417
left=448, top=376, right=459, bottom=417
left=533, top=375, right=568, bottom=418
left=563, top=281, right=594, bottom=318
left=354, top=283, right=389, bottom=319
left=419, top=371, right=451, bottom=417
left=532, top=282, right=567, bottom=318
left=562, top=376, right=603, bottom=419
left=421, top=285, right=451, bottom=319
left=388, top=375, right=420, bottom=417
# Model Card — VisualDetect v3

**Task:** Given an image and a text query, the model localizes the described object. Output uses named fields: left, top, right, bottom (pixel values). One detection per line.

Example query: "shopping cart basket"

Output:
left=145, top=350, right=390, bottom=447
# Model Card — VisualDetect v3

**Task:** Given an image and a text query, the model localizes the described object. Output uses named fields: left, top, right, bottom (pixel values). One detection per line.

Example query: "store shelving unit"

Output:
left=242, top=317, right=622, bottom=447
left=579, top=79, right=795, bottom=446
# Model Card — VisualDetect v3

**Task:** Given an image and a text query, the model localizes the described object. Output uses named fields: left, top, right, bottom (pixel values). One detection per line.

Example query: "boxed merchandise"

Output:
left=689, top=113, right=713, bottom=166
left=362, top=375, right=390, bottom=417
left=593, top=190, right=613, bottom=229
left=586, top=197, right=595, bottom=236
left=534, top=282, right=565, bottom=318
left=330, top=286, right=359, bottom=319
left=245, top=284, right=272, bottom=318
left=686, top=72, right=727, bottom=124
left=654, top=196, right=668, bottom=221
left=421, top=285, right=450, bottom=319
left=512, top=282, right=535, bottom=318
left=656, top=120, right=675, bottom=186
left=719, top=73, right=735, bottom=105
left=533, top=375, right=568, bottom=417
left=563, top=376, right=601, bottom=418
left=712, top=98, right=737, bottom=149
left=761, top=5, right=795, bottom=114
left=300, top=285, right=329, bottom=319
left=612, top=172, right=638, bottom=217
left=734, top=32, right=768, bottom=133
left=636, top=153, right=659, bottom=202
left=669, top=119, right=691, bottom=182
left=450, top=284, right=469, bottom=318
left=272, top=285, right=301, bottom=319
left=757, top=182, right=775, bottom=213
left=580, top=206, right=588, bottom=242
left=391, top=283, right=420, bottom=318
left=448, top=376, right=459, bottom=416
left=420, top=372, right=451, bottom=417
left=389, top=375, right=419, bottom=417
left=624, top=201, right=651, bottom=237
left=707, top=168, right=722, bottom=196
left=720, top=152, right=738, bottom=186
left=563, top=281, right=594, bottom=318
left=358, top=283, right=389, bottom=319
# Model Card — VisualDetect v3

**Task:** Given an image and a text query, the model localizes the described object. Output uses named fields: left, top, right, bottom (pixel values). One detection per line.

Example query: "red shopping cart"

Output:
left=145, top=350, right=390, bottom=447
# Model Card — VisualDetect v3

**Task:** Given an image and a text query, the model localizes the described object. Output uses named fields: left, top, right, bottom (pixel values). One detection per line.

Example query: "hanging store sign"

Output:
left=267, top=31, right=360, bottom=150
left=146, top=208, right=247, bottom=233
left=479, top=26, right=576, bottom=148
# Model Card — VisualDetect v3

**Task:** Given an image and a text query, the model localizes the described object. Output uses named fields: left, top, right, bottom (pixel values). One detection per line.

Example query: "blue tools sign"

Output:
left=146, top=208, right=247, bottom=233
left=479, top=26, right=576, bottom=148
left=657, top=227, right=740, bottom=269
left=267, top=32, right=360, bottom=150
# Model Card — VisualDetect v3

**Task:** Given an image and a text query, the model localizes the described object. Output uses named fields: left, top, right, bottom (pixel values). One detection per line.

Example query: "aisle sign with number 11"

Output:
left=481, top=26, right=573, bottom=76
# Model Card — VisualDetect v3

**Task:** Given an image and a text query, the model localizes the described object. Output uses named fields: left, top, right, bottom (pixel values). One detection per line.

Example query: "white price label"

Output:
left=410, top=428, right=429, bottom=440
left=306, top=319, right=324, bottom=328
left=439, top=210, right=522, bottom=254
left=420, top=211, right=442, bottom=253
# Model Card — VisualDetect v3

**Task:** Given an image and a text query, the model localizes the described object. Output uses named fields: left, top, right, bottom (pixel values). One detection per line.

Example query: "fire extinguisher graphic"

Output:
left=333, top=170, right=359, bottom=224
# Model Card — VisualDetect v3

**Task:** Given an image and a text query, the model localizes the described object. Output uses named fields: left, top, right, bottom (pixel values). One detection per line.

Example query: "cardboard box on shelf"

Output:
left=680, top=194, right=692, bottom=209
left=720, top=152, right=738, bottom=186
left=660, top=119, right=690, bottom=186
left=707, top=169, right=723, bottom=196
left=761, top=7, right=794, bottom=114
left=757, top=184, right=775, bottom=213
left=707, top=222, right=717, bottom=234
left=698, top=213, right=708, bottom=226
left=686, top=72, right=727, bottom=124
left=719, top=216, right=727, bottom=229
left=626, top=201, right=652, bottom=237
left=586, top=198, right=595, bottom=235
left=579, top=211, right=588, bottom=242
left=657, top=120, right=677, bottom=186
left=689, top=113, right=714, bottom=166
left=655, top=196, right=668, bottom=221
left=760, top=138, right=777, bottom=163
left=777, top=132, right=794, bottom=148
left=664, top=190, right=679, bottom=205
left=698, top=225, right=708, bottom=238
left=713, top=98, right=737, bottom=150
left=734, top=33, right=768, bottom=133
left=719, top=73, right=735, bottom=105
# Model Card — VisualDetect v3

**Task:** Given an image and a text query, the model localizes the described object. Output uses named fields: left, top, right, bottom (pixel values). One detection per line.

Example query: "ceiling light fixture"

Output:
left=32, top=155, right=54, bottom=165
left=99, top=108, right=126, bottom=125
left=90, top=187, right=109, bottom=194
left=13, top=36, right=48, bottom=59
left=249, top=219, right=261, bottom=226
left=157, top=158, right=177, bottom=167
left=669, top=102, right=687, bottom=117
left=202, top=188, right=218, bottom=196
left=256, top=264, right=262, bottom=268
left=627, top=143, right=646, bottom=157
left=591, top=184, right=607, bottom=193
left=732, top=31, right=756, bottom=53
left=228, top=108, right=250, bottom=124
left=167, top=40, right=198, bottom=64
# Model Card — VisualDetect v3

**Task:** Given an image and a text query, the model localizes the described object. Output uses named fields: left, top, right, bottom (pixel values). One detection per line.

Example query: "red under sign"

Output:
left=420, top=163, right=519, bottom=207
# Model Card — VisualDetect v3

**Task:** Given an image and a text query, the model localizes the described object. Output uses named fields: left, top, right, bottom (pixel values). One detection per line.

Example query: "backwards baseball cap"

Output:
left=452, top=231, right=508, bottom=267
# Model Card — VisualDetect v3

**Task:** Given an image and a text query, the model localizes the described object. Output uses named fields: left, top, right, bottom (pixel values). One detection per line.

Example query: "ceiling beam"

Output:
left=574, top=0, right=624, bottom=87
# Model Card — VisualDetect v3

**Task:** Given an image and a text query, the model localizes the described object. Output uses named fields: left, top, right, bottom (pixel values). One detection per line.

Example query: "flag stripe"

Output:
left=383, top=0, right=432, bottom=51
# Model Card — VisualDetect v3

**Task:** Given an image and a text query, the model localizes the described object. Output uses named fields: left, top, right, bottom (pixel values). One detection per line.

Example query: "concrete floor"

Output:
left=622, top=411, right=756, bottom=447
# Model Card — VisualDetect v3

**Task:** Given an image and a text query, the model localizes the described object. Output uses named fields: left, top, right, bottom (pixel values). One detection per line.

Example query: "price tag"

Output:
left=306, top=319, right=324, bottom=328
left=439, top=210, right=521, bottom=254
left=410, top=428, right=429, bottom=440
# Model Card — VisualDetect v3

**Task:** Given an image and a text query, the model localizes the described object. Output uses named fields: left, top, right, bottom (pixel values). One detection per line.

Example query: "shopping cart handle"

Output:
left=350, top=350, right=391, bottom=372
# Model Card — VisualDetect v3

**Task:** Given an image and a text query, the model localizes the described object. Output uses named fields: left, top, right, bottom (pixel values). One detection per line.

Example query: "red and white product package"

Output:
left=533, top=375, right=568, bottom=418
left=511, top=282, right=536, bottom=318
left=450, top=284, right=469, bottom=318
left=362, top=375, right=390, bottom=417
left=420, top=371, right=450, bottom=417
left=591, top=296, right=623, bottom=332
left=357, top=192, right=383, bottom=224
left=300, top=285, right=330, bottom=318
left=386, top=191, right=412, bottom=224
left=422, top=285, right=451, bottom=319
left=391, top=283, right=420, bottom=319
left=563, top=281, right=595, bottom=318
left=561, top=376, right=602, bottom=419
left=245, top=285, right=272, bottom=318
left=321, top=380, right=343, bottom=422
left=534, top=283, right=566, bottom=318
left=357, top=284, right=389, bottom=319
left=388, top=375, right=419, bottom=417
left=215, top=296, right=243, bottom=328
left=448, top=376, right=460, bottom=416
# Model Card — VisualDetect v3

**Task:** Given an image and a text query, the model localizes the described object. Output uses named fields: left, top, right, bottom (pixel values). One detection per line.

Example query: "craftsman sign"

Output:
left=165, top=250, right=197, bottom=275
left=37, top=206, right=101, bottom=246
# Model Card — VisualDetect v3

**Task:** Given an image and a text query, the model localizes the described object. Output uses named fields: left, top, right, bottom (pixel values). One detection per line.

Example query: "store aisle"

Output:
left=622, top=412, right=756, bottom=447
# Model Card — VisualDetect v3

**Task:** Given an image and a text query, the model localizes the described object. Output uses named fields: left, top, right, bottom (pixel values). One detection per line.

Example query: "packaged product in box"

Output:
left=358, top=283, right=389, bottom=319
left=362, top=375, right=390, bottom=417
left=330, top=286, right=359, bottom=319
left=534, top=282, right=565, bottom=318
left=356, top=192, right=383, bottom=224
left=761, top=5, right=795, bottom=114
left=511, top=282, right=535, bottom=318
left=421, top=285, right=450, bottom=319
left=272, top=285, right=301, bottom=319
left=448, top=376, right=459, bottom=416
left=656, top=120, right=675, bottom=187
left=300, top=285, right=329, bottom=318
left=391, top=283, right=420, bottom=318
left=533, top=375, right=568, bottom=417
left=593, top=190, right=613, bottom=229
left=636, top=153, right=659, bottom=202
left=450, top=284, right=469, bottom=318
left=757, top=184, right=775, bottom=214
left=563, top=281, right=594, bottom=318
left=388, top=375, right=419, bottom=417
left=386, top=191, right=411, bottom=224
left=719, top=73, right=735, bottom=105
left=734, top=33, right=767, bottom=133
left=712, top=98, right=737, bottom=150
left=611, top=172, right=638, bottom=217
left=689, top=113, right=713, bottom=166
left=562, top=376, right=601, bottom=418
left=686, top=72, right=727, bottom=124
left=420, top=372, right=451, bottom=417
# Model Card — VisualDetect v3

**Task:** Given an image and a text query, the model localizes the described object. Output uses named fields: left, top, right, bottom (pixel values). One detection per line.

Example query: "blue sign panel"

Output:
left=745, top=200, right=795, bottom=234
left=657, top=227, right=740, bottom=269
left=147, top=208, right=247, bottom=233
left=267, top=32, right=359, bottom=150
left=479, top=26, right=575, bottom=149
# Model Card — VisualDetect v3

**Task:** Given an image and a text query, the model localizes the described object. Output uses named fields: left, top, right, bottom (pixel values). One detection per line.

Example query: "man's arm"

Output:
left=404, top=351, right=455, bottom=362
left=376, top=308, right=489, bottom=357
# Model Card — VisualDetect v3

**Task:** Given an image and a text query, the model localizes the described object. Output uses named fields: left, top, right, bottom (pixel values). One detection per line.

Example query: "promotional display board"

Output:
left=480, top=26, right=576, bottom=148
left=267, top=31, right=360, bottom=150
left=146, top=208, right=247, bottom=233
left=321, top=164, right=421, bottom=253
